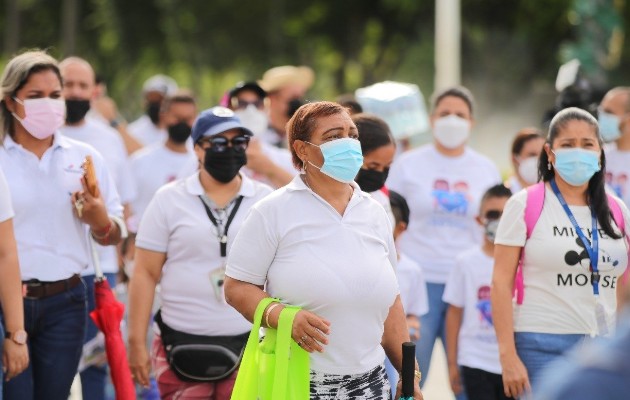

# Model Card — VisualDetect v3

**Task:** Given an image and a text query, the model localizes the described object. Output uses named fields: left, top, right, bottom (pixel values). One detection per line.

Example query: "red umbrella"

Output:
left=89, top=238, right=137, bottom=400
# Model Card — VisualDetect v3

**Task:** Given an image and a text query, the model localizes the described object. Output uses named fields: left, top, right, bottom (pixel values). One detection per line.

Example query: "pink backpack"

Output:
left=514, top=182, right=627, bottom=305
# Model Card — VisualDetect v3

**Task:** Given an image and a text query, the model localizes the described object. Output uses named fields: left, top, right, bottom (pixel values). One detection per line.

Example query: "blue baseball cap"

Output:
left=191, top=106, right=253, bottom=143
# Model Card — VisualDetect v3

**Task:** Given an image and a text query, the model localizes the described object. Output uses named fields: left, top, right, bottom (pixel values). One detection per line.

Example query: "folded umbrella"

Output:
left=399, top=341, right=416, bottom=400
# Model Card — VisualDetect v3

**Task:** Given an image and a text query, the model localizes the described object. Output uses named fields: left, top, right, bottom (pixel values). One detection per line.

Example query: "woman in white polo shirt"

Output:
left=224, top=101, right=423, bottom=399
left=127, top=107, right=272, bottom=400
left=492, top=108, right=630, bottom=398
left=0, top=50, right=124, bottom=400
left=0, top=167, right=29, bottom=389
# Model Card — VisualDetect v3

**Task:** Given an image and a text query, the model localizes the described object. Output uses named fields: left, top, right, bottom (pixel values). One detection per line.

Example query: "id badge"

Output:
left=594, top=299, right=609, bottom=337
left=210, top=264, right=227, bottom=304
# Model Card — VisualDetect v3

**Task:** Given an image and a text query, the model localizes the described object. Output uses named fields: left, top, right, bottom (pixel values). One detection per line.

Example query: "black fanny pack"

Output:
left=154, top=310, right=249, bottom=382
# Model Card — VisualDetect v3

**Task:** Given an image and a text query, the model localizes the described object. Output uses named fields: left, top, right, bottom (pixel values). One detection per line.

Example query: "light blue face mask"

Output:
left=306, top=138, right=364, bottom=183
left=597, top=109, right=621, bottom=142
left=552, top=148, right=601, bottom=186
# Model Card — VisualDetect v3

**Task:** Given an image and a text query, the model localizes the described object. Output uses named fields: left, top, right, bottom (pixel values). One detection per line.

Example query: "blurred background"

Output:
left=0, top=0, right=628, bottom=171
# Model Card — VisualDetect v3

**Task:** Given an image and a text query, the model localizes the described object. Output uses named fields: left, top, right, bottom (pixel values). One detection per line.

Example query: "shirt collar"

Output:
left=286, top=173, right=370, bottom=198
left=2, top=132, right=70, bottom=151
left=186, top=171, right=257, bottom=198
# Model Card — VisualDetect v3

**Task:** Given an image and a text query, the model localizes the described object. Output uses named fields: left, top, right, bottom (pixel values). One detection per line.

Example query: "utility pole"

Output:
left=435, top=0, right=461, bottom=90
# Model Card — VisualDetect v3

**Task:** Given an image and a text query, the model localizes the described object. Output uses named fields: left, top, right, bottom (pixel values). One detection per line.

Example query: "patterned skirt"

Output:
left=310, top=363, right=391, bottom=400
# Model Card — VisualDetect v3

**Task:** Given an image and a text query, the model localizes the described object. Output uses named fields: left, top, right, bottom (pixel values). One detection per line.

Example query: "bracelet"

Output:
left=264, top=302, right=281, bottom=328
left=91, top=220, right=113, bottom=243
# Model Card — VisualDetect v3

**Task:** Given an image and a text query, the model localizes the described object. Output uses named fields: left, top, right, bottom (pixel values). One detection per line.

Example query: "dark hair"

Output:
left=539, top=107, right=621, bottom=239
left=389, top=190, right=410, bottom=226
left=430, top=86, right=475, bottom=116
left=287, top=101, right=349, bottom=169
left=351, top=113, right=395, bottom=155
left=160, top=89, right=196, bottom=113
left=511, top=127, right=544, bottom=156
left=480, top=184, right=512, bottom=212
left=336, top=94, right=363, bottom=114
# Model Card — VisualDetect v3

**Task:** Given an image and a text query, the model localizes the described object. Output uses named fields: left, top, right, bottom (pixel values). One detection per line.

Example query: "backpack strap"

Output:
left=607, top=193, right=625, bottom=235
left=514, top=182, right=546, bottom=305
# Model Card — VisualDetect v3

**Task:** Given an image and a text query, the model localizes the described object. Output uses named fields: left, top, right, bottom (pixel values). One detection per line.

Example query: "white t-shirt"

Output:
left=60, top=118, right=136, bottom=275
left=0, top=134, right=123, bottom=281
left=128, top=115, right=167, bottom=147
left=605, top=148, right=630, bottom=209
left=387, top=144, right=502, bottom=283
left=443, top=246, right=501, bottom=374
left=495, top=186, right=630, bottom=336
left=226, top=175, right=399, bottom=374
left=505, top=175, right=523, bottom=194
left=0, top=167, right=13, bottom=222
left=370, top=188, right=395, bottom=228
left=136, top=173, right=273, bottom=336
left=130, top=144, right=197, bottom=219
left=397, top=253, right=429, bottom=317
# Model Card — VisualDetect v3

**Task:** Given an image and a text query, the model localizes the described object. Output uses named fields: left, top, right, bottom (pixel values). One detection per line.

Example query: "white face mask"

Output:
left=234, top=105, right=268, bottom=136
left=433, top=114, right=470, bottom=149
left=517, top=156, right=539, bottom=185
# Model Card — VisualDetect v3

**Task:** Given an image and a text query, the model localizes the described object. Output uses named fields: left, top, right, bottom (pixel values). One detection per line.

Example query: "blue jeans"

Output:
left=515, top=332, right=587, bottom=392
left=80, top=273, right=117, bottom=400
left=2, top=279, right=87, bottom=400
left=416, top=282, right=467, bottom=400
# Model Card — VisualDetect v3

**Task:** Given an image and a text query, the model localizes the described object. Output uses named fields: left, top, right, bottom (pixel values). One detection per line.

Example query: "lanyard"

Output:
left=199, top=195, right=244, bottom=257
left=550, top=179, right=600, bottom=296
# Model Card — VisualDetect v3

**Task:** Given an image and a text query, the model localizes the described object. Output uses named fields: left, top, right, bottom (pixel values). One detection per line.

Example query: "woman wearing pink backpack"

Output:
left=492, top=107, right=630, bottom=399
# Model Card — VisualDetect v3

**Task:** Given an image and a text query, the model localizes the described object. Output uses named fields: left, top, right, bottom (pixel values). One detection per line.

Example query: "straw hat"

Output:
left=258, top=65, right=314, bottom=93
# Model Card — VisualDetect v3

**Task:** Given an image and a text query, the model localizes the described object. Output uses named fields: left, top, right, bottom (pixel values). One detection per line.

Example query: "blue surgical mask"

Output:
left=552, top=148, right=601, bottom=186
left=306, top=138, right=364, bottom=183
left=598, top=109, right=621, bottom=142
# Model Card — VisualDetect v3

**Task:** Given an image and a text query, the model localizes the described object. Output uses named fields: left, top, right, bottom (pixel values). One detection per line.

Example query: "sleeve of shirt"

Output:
left=93, top=150, right=123, bottom=219
left=226, top=207, right=279, bottom=286
left=494, top=190, right=527, bottom=247
left=135, top=193, right=169, bottom=253
left=0, top=167, right=14, bottom=222
left=442, top=258, right=465, bottom=307
left=397, top=259, right=429, bottom=317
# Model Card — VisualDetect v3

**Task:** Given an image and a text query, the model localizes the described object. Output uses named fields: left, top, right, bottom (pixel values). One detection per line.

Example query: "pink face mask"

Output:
left=12, top=97, right=66, bottom=140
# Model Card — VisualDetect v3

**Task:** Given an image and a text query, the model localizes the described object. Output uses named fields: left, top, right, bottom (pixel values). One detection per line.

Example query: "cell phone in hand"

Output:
left=82, top=155, right=99, bottom=197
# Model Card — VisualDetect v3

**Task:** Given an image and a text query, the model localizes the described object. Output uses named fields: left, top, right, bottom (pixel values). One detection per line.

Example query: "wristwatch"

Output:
left=4, top=329, right=27, bottom=345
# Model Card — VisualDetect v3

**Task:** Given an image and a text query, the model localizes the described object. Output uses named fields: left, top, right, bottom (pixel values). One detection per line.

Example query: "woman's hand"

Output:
left=447, top=363, right=463, bottom=395
left=128, top=342, right=151, bottom=388
left=2, top=340, right=29, bottom=380
left=394, top=375, right=424, bottom=399
left=290, top=310, right=330, bottom=353
left=500, top=352, right=530, bottom=398
left=71, top=176, right=109, bottom=230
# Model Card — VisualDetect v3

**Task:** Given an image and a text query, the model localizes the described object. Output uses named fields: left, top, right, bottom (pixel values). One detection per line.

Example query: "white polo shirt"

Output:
left=0, top=134, right=123, bottom=281
left=0, top=167, right=13, bottom=222
left=128, top=115, right=167, bottom=147
left=226, top=175, right=399, bottom=374
left=136, top=172, right=273, bottom=336
left=130, top=144, right=197, bottom=219
left=60, top=118, right=136, bottom=275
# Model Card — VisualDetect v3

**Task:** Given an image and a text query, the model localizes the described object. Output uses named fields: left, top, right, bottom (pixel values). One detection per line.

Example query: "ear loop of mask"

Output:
left=303, top=141, right=324, bottom=172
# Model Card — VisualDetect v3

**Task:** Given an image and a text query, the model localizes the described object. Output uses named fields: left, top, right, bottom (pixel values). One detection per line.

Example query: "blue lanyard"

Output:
left=550, top=179, right=600, bottom=296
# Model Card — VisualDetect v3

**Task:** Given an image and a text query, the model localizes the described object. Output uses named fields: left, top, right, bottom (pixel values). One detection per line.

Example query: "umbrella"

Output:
left=89, top=237, right=137, bottom=400
left=399, top=341, right=416, bottom=400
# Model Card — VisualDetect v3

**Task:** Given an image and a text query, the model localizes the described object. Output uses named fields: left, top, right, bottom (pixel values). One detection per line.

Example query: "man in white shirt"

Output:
left=130, top=91, right=198, bottom=219
left=598, top=87, right=630, bottom=208
left=59, top=57, right=133, bottom=400
left=128, top=74, right=178, bottom=147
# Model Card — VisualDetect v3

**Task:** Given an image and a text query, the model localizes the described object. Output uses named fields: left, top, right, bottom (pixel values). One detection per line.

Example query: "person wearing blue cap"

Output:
left=127, top=106, right=273, bottom=399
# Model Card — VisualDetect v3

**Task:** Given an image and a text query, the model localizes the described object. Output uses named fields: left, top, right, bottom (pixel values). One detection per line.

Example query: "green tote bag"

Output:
left=231, top=298, right=310, bottom=400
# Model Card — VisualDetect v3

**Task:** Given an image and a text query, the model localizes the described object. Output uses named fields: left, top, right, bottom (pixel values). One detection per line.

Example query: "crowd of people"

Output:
left=0, top=48, right=629, bottom=400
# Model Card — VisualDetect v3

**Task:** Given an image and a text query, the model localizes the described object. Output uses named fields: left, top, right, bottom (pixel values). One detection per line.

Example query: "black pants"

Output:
left=461, top=366, right=510, bottom=400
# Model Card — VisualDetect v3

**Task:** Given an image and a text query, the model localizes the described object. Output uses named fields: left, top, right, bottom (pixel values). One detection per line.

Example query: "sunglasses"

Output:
left=484, top=210, right=502, bottom=220
left=198, top=135, right=251, bottom=153
left=231, top=98, right=265, bottom=110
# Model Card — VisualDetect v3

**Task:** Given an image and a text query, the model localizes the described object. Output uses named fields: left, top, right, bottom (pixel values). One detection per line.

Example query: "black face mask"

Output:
left=355, top=168, right=389, bottom=192
left=65, top=99, right=91, bottom=124
left=203, top=147, right=247, bottom=183
left=167, top=122, right=191, bottom=144
left=146, top=101, right=161, bottom=125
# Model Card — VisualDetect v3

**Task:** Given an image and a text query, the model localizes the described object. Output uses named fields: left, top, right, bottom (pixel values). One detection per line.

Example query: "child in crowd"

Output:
left=386, top=190, right=429, bottom=395
left=443, top=184, right=512, bottom=400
